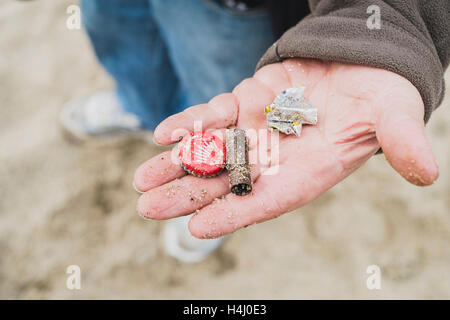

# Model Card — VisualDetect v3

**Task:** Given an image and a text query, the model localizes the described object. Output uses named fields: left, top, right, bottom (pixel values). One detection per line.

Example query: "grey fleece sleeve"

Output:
left=257, top=0, right=450, bottom=123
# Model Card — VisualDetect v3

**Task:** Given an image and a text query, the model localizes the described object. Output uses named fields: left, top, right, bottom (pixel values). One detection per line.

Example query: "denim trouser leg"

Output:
left=81, top=0, right=274, bottom=128
left=81, top=0, right=184, bottom=129
left=151, top=0, right=275, bottom=109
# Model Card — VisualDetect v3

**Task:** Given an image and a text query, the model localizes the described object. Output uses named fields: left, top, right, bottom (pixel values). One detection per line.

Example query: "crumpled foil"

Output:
left=265, top=86, right=318, bottom=136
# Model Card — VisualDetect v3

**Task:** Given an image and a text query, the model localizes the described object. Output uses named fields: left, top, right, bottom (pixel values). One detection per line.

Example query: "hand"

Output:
left=134, top=59, right=438, bottom=239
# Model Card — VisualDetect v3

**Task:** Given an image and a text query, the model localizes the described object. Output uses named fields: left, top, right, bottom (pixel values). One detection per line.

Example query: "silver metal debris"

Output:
left=265, top=86, right=318, bottom=136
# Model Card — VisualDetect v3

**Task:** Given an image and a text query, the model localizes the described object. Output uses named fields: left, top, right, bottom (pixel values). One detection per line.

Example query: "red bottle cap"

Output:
left=179, top=131, right=226, bottom=178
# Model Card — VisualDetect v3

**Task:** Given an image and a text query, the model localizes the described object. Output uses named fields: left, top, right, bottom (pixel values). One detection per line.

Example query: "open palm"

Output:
left=134, top=59, right=438, bottom=239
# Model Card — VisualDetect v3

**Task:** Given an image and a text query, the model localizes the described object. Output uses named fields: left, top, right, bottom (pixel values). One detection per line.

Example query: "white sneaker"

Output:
left=60, top=91, right=151, bottom=141
left=163, top=215, right=226, bottom=263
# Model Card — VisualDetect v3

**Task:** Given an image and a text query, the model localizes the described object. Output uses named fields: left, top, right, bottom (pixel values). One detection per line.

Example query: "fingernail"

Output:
left=152, top=135, right=164, bottom=147
left=136, top=201, right=154, bottom=220
left=138, top=211, right=154, bottom=220
left=132, top=181, right=144, bottom=194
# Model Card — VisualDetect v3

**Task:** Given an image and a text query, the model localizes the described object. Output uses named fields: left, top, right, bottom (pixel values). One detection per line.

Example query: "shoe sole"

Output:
left=162, top=215, right=227, bottom=263
left=59, top=122, right=154, bottom=147
left=59, top=96, right=155, bottom=146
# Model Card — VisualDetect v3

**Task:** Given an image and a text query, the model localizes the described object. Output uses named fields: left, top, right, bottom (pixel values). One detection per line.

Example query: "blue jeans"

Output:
left=81, top=0, right=274, bottom=129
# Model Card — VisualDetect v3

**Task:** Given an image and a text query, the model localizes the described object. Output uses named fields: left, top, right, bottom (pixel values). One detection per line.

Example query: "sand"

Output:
left=0, top=0, right=449, bottom=299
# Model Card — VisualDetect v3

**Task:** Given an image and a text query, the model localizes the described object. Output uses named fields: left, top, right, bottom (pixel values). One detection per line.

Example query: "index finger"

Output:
left=154, top=93, right=238, bottom=145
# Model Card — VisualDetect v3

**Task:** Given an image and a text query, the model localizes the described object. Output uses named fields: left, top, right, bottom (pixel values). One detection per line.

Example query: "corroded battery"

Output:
left=225, top=128, right=252, bottom=196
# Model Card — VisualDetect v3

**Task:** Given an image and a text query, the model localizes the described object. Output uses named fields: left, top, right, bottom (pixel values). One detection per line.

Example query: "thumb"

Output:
left=375, top=89, right=438, bottom=186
